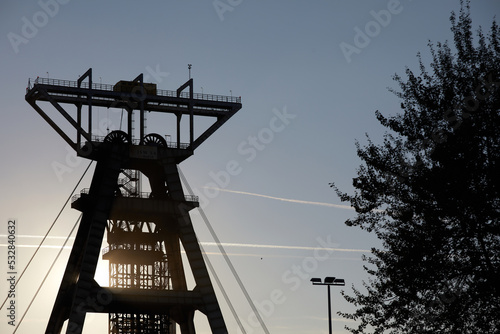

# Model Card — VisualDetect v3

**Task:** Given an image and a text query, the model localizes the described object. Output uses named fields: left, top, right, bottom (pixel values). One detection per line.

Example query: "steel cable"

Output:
left=13, top=214, right=82, bottom=333
left=179, top=167, right=270, bottom=334
left=0, top=160, right=93, bottom=311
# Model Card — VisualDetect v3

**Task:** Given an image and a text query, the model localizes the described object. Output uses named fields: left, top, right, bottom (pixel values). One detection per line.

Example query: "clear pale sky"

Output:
left=1, top=1, right=498, bottom=333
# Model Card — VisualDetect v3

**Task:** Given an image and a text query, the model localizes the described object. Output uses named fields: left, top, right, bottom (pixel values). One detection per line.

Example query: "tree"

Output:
left=331, top=2, right=500, bottom=333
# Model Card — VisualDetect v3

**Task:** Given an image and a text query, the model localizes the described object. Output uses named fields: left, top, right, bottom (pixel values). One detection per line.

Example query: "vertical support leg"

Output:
left=45, top=209, right=94, bottom=333
left=164, top=231, right=187, bottom=291
left=45, top=148, right=125, bottom=334
left=161, top=161, right=228, bottom=334
left=178, top=311, right=196, bottom=334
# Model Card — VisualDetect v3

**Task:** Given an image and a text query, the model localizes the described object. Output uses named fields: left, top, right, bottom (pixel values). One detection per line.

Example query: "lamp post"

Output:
left=311, top=276, right=345, bottom=334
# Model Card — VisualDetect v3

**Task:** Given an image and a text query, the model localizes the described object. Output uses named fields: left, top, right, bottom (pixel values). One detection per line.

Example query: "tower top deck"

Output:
left=25, top=68, right=242, bottom=162
left=26, top=76, right=241, bottom=108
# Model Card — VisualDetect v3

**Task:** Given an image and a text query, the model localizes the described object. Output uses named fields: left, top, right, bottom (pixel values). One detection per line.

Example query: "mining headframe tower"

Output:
left=25, top=68, right=242, bottom=334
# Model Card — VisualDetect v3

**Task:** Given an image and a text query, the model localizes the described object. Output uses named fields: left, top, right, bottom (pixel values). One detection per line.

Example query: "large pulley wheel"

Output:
left=104, top=130, right=130, bottom=145
left=141, top=133, right=167, bottom=147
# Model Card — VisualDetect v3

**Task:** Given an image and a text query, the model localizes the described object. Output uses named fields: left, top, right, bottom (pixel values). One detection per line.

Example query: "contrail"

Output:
left=0, top=244, right=72, bottom=249
left=0, top=239, right=370, bottom=253
left=4, top=235, right=74, bottom=240
left=200, top=242, right=369, bottom=253
left=204, top=187, right=354, bottom=210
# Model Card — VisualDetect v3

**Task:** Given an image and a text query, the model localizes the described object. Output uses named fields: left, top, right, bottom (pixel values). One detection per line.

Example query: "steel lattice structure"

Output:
left=25, top=68, right=242, bottom=334
left=104, top=169, right=176, bottom=333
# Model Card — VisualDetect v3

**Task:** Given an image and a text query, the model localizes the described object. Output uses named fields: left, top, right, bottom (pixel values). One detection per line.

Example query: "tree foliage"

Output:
left=332, top=2, right=500, bottom=333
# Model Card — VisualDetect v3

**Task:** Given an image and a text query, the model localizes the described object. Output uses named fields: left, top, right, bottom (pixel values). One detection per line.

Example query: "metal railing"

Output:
left=89, top=135, right=190, bottom=149
left=72, top=188, right=198, bottom=203
left=102, top=243, right=162, bottom=256
left=28, top=77, right=241, bottom=103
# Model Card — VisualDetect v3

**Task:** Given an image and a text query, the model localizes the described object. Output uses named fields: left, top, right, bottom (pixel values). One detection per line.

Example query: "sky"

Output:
left=0, top=1, right=499, bottom=333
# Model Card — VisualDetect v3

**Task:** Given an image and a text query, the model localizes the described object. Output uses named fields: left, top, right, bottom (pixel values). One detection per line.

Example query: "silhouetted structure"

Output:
left=25, top=68, right=242, bottom=334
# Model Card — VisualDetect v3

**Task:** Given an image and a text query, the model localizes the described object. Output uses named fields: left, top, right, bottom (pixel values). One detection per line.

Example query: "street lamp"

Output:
left=311, top=276, right=345, bottom=334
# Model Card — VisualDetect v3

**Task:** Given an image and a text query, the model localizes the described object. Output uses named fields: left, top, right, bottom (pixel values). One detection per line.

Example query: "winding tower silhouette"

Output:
left=25, top=68, right=242, bottom=334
